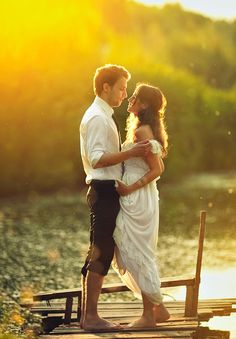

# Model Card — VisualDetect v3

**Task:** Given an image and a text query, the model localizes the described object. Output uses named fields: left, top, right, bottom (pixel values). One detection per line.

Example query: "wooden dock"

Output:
left=26, top=212, right=234, bottom=338
left=35, top=298, right=235, bottom=338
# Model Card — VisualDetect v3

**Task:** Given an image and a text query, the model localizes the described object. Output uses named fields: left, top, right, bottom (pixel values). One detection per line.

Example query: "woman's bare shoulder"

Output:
left=135, top=125, right=154, bottom=141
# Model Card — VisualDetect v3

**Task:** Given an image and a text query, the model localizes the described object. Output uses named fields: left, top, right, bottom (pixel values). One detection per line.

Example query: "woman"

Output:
left=113, top=83, right=170, bottom=328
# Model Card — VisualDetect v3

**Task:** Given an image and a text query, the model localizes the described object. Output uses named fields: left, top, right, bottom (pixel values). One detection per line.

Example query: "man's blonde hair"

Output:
left=93, top=64, right=131, bottom=96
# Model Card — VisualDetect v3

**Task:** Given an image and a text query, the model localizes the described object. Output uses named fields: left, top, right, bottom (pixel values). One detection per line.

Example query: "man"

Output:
left=80, top=64, right=150, bottom=331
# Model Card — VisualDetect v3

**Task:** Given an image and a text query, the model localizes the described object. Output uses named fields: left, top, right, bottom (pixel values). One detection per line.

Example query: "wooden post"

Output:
left=195, top=211, right=206, bottom=286
left=77, top=295, right=81, bottom=322
left=64, top=296, right=73, bottom=324
left=184, top=210, right=206, bottom=317
left=185, top=285, right=196, bottom=317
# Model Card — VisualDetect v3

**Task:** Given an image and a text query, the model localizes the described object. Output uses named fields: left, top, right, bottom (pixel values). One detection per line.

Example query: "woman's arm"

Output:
left=116, top=125, right=164, bottom=196
left=116, top=152, right=163, bottom=196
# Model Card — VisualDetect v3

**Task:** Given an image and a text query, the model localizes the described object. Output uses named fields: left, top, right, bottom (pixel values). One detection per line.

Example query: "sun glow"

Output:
left=163, top=268, right=236, bottom=301
left=0, top=0, right=101, bottom=75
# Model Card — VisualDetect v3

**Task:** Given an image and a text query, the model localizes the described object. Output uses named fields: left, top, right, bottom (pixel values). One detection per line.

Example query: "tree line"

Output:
left=0, top=0, right=235, bottom=196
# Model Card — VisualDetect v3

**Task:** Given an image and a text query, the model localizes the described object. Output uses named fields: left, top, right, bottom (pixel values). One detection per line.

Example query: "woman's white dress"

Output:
left=113, top=139, right=163, bottom=304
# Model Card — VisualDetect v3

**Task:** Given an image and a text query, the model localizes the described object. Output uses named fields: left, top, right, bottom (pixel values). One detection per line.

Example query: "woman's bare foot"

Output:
left=127, top=315, right=156, bottom=328
left=83, top=315, right=122, bottom=331
left=154, top=303, right=170, bottom=323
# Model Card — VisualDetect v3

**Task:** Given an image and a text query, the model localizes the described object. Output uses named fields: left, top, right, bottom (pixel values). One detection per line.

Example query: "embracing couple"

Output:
left=79, top=64, right=170, bottom=331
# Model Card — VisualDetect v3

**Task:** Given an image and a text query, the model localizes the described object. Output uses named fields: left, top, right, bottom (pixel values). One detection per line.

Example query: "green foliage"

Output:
left=0, top=297, right=41, bottom=338
left=0, top=1, right=236, bottom=195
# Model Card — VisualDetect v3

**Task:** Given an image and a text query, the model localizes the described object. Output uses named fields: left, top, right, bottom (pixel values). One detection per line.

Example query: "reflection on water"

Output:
left=200, top=268, right=236, bottom=299
left=206, top=313, right=236, bottom=339
left=201, top=269, right=236, bottom=338
left=163, top=268, right=236, bottom=337
left=165, top=268, right=236, bottom=300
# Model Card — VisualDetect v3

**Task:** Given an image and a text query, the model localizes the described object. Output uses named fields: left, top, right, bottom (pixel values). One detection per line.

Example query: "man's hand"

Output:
left=129, top=139, right=151, bottom=157
left=94, top=140, right=151, bottom=169
left=116, top=180, right=132, bottom=196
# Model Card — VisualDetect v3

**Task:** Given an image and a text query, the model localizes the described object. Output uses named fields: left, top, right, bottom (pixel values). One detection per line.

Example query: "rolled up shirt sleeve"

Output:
left=86, top=115, right=108, bottom=167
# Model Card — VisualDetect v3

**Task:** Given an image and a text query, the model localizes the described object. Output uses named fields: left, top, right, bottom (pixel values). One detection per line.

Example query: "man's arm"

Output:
left=86, top=114, right=151, bottom=169
left=94, top=140, right=151, bottom=168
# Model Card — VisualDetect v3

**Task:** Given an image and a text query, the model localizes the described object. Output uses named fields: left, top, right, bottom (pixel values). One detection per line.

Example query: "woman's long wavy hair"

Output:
left=126, top=83, right=168, bottom=157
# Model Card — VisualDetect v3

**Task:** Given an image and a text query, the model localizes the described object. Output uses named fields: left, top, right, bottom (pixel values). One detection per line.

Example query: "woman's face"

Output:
left=127, top=91, right=145, bottom=115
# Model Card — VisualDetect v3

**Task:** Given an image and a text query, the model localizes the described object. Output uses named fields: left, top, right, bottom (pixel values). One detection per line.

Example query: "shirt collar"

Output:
left=94, top=96, right=114, bottom=117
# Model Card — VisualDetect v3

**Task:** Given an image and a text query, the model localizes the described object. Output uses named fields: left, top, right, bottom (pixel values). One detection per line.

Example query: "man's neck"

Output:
left=99, top=94, right=112, bottom=108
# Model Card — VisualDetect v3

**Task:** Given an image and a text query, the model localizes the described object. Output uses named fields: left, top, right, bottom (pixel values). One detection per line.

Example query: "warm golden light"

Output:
left=164, top=268, right=236, bottom=301
left=0, top=0, right=101, bottom=75
left=164, top=268, right=236, bottom=336
left=207, top=313, right=236, bottom=333
left=0, top=2, right=235, bottom=338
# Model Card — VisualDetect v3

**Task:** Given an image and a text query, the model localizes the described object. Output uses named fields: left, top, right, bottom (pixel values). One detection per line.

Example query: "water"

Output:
left=164, top=268, right=236, bottom=338
left=0, top=171, right=235, bottom=337
left=158, top=172, right=236, bottom=338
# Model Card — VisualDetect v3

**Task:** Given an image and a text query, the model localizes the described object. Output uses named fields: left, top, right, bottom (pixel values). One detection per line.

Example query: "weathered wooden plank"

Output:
left=42, top=332, right=193, bottom=339
left=50, top=322, right=198, bottom=334
left=161, top=276, right=195, bottom=287
left=31, top=299, right=235, bottom=310
left=34, top=275, right=196, bottom=301
left=64, top=296, right=73, bottom=324
left=32, top=307, right=230, bottom=324
left=31, top=304, right=231, bottom=320
left=31, top=297, right=235, bottom=338
left=50, top=325, right=195, bottom=335
left=198, top=307, right=231, bottom=315
left=31, top=303, right=231, bottom=314
left=34, top=283, right=127, bottom=300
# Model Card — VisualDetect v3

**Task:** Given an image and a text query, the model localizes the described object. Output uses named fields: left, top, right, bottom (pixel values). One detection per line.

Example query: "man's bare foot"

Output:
left=83, top=315, right=122, bottom=331
left=126, top=315, right=156, bottom=328
left=154, top=303, right=170, bottom=323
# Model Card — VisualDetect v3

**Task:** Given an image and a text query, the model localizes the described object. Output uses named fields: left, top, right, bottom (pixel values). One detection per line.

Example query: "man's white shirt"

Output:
left=80, top=96, right=122, bottom=184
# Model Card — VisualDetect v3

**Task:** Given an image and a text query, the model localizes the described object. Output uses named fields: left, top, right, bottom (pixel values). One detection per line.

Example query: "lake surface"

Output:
left=0, top=172, right=235, bottom=336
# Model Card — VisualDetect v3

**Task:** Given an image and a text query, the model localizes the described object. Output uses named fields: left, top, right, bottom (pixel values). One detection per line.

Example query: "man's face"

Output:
left=106, top=76, right=128, bottom=107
